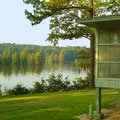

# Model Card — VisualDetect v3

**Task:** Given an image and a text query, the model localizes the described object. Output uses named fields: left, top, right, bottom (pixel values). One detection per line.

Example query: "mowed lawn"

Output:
left=0, top=89, right=118, bottom=120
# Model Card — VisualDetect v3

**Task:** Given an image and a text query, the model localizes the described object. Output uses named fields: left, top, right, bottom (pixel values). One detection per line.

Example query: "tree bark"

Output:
left=89, top=0, right=95, bottom=88
left=89, top=0, right=94, bottom=18
left=90, top=33, right=95, bottom=88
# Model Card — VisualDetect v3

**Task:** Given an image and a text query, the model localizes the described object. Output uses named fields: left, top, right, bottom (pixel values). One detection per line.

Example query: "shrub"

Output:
left=46, top=73, right=64, bottom=92
left=62, top=77, right=71, bottom=91
left=73, top=76, right=90, bottom=90
left=4, top=73, right=90, bottom=95
left=33, top=79, right=46, bottom=93
left=0, top=85, right=1, bottom=95
left=33, top=74, right=71, bottom=92
left=7, top=84, right=29, bottom=95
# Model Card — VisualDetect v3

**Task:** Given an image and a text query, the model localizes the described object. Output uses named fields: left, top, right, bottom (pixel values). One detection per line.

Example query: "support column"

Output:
left=118, top=89, right=120, bottom=107
left=96, top=87, right=102, bottom=120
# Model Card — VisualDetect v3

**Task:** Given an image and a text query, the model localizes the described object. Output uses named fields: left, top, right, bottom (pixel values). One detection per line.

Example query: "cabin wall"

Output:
left=95, top=28, right=120, bottom=88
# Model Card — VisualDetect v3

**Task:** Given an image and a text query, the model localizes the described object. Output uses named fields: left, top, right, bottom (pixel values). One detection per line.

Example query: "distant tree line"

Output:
left=0, top=43, right=90, bottom=65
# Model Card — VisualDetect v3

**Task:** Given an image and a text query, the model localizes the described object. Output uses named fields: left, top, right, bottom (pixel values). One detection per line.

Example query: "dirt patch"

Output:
left=104, top=109, right=120, bottom=120
left=74, top=108, right=120, bottom=120
left=74, top=114, right=89, bottom=120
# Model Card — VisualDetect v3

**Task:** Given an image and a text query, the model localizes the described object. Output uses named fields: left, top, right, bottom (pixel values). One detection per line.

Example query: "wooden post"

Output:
left=96, top=88, right=101, bottom=119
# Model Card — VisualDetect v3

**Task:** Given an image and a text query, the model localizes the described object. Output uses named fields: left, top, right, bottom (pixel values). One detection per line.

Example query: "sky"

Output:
left=0, top=0, right=90, bottom=47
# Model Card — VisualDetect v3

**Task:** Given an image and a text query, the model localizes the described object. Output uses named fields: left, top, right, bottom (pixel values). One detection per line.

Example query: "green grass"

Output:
left=0, top=89, right=118, bottom=120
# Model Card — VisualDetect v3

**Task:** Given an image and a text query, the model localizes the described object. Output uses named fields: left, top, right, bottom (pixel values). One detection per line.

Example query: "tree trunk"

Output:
left=89, top=0, right=95, bottom=88
left=89, top=0, right=93, bottom=17
left=90, top=33, right=95, bottom=88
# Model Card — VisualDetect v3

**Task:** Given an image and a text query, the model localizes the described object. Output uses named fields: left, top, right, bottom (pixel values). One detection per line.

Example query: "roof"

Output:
left=79, top=15, right=120, bottom=28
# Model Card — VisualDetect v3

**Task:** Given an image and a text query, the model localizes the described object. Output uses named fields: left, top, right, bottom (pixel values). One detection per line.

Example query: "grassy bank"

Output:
left=0, top=89, right=118, bottom=120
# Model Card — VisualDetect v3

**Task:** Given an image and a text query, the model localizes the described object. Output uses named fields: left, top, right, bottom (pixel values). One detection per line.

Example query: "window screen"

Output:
left=98, top=29, right=120, bottom=78
left=98, top=63, right=120, bottom=78
left=99, top=29, right=120, bottom=44
left=99, top=45, right=120, bottom=61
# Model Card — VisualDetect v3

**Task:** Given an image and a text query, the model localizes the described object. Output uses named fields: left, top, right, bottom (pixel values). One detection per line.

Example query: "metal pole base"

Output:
left=93, top=113, right=103, bottom=120
left=118, top=89, right=120, bottom=107
left=96, top=88, right=102, bottom=120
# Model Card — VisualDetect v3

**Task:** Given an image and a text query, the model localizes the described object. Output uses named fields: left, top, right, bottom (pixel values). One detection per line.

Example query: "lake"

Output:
left=0, top=64, right=89, bottom=92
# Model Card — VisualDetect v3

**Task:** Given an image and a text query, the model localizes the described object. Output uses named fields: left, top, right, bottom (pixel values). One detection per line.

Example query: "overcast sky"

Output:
left=0, top=0, right=90, bottom=47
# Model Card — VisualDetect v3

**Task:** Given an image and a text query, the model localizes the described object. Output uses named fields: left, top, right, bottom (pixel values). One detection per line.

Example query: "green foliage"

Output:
left=33, top=80, right=46, bottom=93
left=46, top=73, right=89, bottom=91
left=0, top=43, right=90, bottom=65
left=23, top=0, right=120, bottom=45
left=4, top=73, right=89, bottom=95
left=7, top=84, right=30, bottom=95
left=73, top=76, right=90, bottom=89
left=48, top=53, right=54, bottom=64
left=20, top=50, right=27, bottom=65
left=0, top=54, right=2, bottom=65
left=34, top=51, right=42, bottom=65
left=23, top=0, right=89, bottom=26
left=46, top=73, right=69, bottom=92
left=2, top=49, right=11, bottom=65
left=0, top=85, right=1, bottom=95
left=74, top=58, right=90, bottom=68
left=27, top=53, right=35, bottom=64
left=59, top=50, right=65, bottom=63
left=47, top=10, right=91, bottom=45
left=23, top=0, right=105, bottom=44
left=12, top=52, right=20, bottom=65
left=23, top=0, right=95, bottom=45
left=106, top=0, right=120, bottom=15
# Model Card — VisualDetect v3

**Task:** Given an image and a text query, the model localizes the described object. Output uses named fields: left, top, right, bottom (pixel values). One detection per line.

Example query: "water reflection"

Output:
left=0, top=63, right=89, bottom=92
left=0, top=65, right=42, bottom=76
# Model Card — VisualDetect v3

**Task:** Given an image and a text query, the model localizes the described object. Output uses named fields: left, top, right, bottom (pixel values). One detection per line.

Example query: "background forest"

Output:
left=0, top=43, right=90, bottom=66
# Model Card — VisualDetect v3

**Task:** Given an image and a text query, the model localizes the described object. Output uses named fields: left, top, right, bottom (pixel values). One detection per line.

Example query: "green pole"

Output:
left=96, top=88, right=101, bottom=119
left=118, top=89, right=120, bottom=107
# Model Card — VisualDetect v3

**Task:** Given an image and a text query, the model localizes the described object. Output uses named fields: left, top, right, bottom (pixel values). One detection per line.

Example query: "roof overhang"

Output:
left=79, top=15, right=120, bottom=28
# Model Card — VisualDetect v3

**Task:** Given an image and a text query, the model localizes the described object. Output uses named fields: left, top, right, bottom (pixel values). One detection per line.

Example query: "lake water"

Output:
left=0, top=64, right=89, bottom=92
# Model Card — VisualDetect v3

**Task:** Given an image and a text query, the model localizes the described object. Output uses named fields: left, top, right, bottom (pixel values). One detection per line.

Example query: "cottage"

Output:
left=79, top=15, right=120, bottom=119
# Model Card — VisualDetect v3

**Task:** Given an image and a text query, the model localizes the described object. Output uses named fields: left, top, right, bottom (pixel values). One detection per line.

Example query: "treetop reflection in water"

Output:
left=0, top=65, right=42, bottom=76
left=0, top=63, right=89, bottom=92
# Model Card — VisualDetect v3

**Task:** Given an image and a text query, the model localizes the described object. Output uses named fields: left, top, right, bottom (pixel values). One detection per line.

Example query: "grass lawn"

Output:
left=0, top=89, right=118, bottom=120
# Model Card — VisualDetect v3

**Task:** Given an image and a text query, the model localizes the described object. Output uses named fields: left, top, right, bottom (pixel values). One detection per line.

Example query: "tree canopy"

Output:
left=24, top=0, right=89, bottom=25
left=24, top=0, right=120, bottom=45
left=23, top=0, right=120, bottom=88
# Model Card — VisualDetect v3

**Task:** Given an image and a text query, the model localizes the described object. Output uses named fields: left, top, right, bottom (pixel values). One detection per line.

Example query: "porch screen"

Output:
left=98, top=29, right=120, bottom=78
